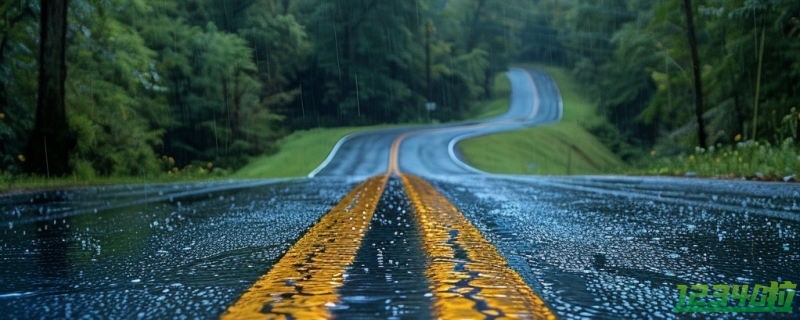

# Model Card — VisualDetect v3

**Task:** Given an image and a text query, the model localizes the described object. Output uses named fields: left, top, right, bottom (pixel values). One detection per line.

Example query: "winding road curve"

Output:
left=310, top=68, right=562, bottom=178
left=1, top=68, right=798, bottom=319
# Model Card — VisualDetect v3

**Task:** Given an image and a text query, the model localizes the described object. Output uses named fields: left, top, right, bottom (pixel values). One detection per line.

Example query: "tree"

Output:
left=65, top=0, right=169, bottom=177
left=24, top=0, right=72, bottom=176
left=682, top=0, right=707, bottom=148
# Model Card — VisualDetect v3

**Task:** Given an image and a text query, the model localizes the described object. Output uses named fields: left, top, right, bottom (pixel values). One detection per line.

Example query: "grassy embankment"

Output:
left=233, top=125, right=397, bottom=179
left=0, top=171, right=224, bottom=193
left=458, top=65, right=624, bottom=175
left=233, top=73, right=514, bottom=179
left=1, top=69, right=618, bottom=191
left=0, top=125, right=392, bottom=191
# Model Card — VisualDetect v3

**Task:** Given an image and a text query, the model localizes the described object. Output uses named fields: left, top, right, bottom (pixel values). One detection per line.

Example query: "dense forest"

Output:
left=1, top=0, right=527, bottom=177
left=1, top=0, right=799, bottom=177
left=518, top=0, right=800, bottom=159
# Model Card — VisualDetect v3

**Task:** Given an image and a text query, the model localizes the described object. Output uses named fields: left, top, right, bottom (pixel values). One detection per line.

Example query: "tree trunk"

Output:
left=25, top=0, right=73, bottom=177
left=682, top=0, right=707, bottom=148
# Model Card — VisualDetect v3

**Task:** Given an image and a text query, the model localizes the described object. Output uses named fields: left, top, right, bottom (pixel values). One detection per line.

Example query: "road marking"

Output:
left=226, top=68, right=556, bottom=319
left=384, top=68, right=555, bottom=317
left=221, top=175, right=387, bottom=319
left=307, top=132, right=362, bottom=178
left=401, top=174, right=556, bottom=319
left=446, top=68, right=564, bottom=175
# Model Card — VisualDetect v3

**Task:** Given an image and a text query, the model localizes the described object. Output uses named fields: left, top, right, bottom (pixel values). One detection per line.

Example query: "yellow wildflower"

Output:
left=168, top=157, right=175, bottom=165
left=734, top=134, right=742, bottom=142
left=17, top=154, right=25, bottom=162
left=0, top=113, right=5, bottom=119
left=206, top=162, right=213, bottom=169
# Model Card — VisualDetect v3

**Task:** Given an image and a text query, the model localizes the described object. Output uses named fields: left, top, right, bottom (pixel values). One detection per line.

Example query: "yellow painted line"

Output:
left=401, top=174, right=556, bottom=319
left=225, top=68, right=548, bottom=318
left=388, top=125, right=490, bottom=175
left=221, top=175, right=387, bottom=320
left=387, top=69, right=541, bottom=175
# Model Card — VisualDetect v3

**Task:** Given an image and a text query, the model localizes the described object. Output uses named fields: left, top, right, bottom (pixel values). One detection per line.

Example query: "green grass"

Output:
left=233, top=125, right=396, bottom=179
left=0, top=171, right=231, bottom=193
left=1, top=68, right=619, bottom=191
left=636, top=139, right=800, bottom=180
left=458, top=65, right=624, bottom=175
left=535, top=65, right=601, bottom=125
left=233, top=73, right=515, bottom=179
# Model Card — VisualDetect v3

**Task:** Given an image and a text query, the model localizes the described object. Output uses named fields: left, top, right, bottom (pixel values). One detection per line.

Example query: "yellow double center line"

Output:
left=224, top=124, right=555, bottom=319
left=222, top=175, right=387, bottom=319
left=402, top=174, right=554, bottom=319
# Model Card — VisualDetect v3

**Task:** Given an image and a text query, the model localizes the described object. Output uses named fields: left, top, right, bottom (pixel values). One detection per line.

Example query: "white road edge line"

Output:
left=307, top=132, right=359, bottom=178
left=447, top=68, right=563, bottom=175
left=310, top=67, right=563, bottom=178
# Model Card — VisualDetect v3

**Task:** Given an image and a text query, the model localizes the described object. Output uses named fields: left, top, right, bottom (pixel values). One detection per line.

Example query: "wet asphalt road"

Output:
left=2, top=68, right=799, bottom=319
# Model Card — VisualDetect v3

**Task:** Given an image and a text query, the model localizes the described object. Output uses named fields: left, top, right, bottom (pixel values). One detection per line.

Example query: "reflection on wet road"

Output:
left=0, top=178, right=360, bottom=318
left=2, top=67, right=799, bottom=319
left=3, top=174, right=797, bottom=318
left=431, top=175, right=800, bottom=318
left=2, top=176, right=800, bottom=318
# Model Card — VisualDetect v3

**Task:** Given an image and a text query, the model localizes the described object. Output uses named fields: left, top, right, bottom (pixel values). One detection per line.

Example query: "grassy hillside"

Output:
left=234, top=66, right=623, bottom=179
left=457, top=66, right=624, bottom=175
left=233, top=74, right=513, bottom=179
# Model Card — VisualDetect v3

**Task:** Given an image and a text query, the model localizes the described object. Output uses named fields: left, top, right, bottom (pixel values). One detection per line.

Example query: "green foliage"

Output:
left=638, top=108, right=800, bottom=178
left=0, top=0, right=37, bottom=174
left=65, top=0, right=167, bottom=176
left=467, top=73, right=510, bottom=119
left=642, top=139, right=800, bottom=179
left=520, top=0, right=800, bottom=162
left=1, top=0, right=556, bottom=182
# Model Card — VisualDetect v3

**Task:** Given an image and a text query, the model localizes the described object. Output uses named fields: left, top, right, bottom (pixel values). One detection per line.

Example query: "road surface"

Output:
left=1, top=68, right=798, bottom=319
